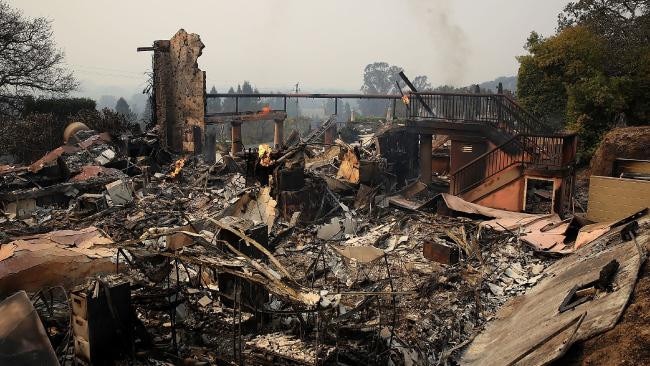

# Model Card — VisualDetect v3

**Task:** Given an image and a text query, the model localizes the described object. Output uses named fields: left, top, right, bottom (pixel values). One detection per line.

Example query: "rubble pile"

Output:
left=0, top=125, right=647, bottom=366
left=246, top=333, right=336, bottom=365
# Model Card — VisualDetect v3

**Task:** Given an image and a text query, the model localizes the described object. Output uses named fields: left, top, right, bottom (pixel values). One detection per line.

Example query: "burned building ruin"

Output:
left=1, top=29, right=649, bottom=366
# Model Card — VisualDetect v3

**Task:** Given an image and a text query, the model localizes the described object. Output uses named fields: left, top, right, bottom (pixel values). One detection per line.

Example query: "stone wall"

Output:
left=153, top=29, right=205, bottom=153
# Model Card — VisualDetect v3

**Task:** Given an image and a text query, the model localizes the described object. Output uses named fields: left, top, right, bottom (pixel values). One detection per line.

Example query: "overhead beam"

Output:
left=398, top=71, right=434, bottom=116
left=205, top=111, right=287, bottom=124
left=206, top=93, right=402, bottom=100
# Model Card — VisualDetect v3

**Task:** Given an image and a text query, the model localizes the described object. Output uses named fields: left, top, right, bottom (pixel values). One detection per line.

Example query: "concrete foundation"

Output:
left=204, top=124, right=217, bottom=163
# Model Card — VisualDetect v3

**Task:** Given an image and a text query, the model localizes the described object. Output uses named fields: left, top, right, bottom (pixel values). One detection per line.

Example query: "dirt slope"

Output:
left=590, top=126, right=650, bottom=176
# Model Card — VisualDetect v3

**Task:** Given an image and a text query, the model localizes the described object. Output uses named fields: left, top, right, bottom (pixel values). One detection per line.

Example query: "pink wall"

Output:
left=475, top=175, right=564, bottom=213
left=475, top=176, right=525, bottom=211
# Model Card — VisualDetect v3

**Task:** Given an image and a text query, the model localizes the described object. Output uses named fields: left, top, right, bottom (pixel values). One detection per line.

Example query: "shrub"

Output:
left=0, top=108, right=134, bottom=164
left=22, top=97, right=96, bottom=121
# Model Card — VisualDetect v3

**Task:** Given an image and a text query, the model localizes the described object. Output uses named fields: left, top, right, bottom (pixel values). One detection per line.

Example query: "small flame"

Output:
left=170, top=157, right=186, bottom=178
left=258, top=144, right=273, bottom=167
left=261, top=106, right=271, bottom=115
left=402, top=94, right=410, bottom=105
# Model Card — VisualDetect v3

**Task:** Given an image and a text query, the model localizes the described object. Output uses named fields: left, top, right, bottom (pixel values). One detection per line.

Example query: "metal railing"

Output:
left=205, top=92, right=401, bottom=116
left=408, top=93, right=551, bottom=136
left=405, top=92, right=570, bottom=195
left=450, top=134, right=566, bottom=195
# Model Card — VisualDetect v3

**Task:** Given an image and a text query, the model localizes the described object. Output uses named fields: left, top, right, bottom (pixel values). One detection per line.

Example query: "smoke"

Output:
left=405, top=0, right=470, bottom=86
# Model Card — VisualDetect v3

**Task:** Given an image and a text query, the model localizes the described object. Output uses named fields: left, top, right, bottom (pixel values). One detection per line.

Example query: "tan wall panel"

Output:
left=587, top=176, right=650, bottom=222
left=613, top=159, right=650, bottom=176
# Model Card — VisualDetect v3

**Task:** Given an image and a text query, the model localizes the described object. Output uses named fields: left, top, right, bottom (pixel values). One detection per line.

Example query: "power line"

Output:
left=74, top=69, right=147, bottom=80
left=70, top=64, right=145, bottom=75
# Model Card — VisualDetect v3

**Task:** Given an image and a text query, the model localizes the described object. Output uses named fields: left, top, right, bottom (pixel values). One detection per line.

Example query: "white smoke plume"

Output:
left=406, top=0, right=470, bottom=86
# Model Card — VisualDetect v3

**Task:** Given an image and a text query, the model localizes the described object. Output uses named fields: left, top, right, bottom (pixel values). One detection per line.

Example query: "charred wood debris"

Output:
left=0, top=126, right=581, bottom=366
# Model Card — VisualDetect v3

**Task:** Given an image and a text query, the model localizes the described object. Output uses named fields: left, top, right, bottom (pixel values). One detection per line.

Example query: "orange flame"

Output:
left=258, top=144, right=273, bottom=167
left=261, top=106, right=271, bottom=115
left=401, top=94, right=410, bottom=105
left=170, top=157, right=186, bottom=178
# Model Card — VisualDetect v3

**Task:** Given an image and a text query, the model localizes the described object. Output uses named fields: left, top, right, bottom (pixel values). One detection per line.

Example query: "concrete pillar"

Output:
left=419, top=133, right=432, bottom=184
left=204, top=124, right=217, bottom=163
left=231, top=121, right=243, bottom=156
left=324, top=124, right=337, bottom=145
left=192, top=126, right=203, bottom=155
left=274, top=118, right=285, bottom=149
left=152, top=30, right=205, bottom=153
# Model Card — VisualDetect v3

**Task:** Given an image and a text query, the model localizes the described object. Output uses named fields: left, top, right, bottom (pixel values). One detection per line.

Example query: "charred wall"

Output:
left=153, top=29, right=206, bottom=153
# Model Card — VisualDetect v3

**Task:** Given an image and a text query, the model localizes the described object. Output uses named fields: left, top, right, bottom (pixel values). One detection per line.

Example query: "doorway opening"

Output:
left=524, top=177, right=554, bottom=214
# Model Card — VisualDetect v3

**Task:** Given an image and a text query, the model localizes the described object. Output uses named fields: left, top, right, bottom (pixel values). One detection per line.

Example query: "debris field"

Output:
left=1, top=29, right=649, bottom=366
left=1, top=121, right=648, bottom=366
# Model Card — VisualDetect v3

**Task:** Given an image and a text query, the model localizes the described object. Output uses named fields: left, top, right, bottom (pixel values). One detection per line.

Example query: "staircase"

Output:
left=302, top=114, right=337, bottom=143
left=449, top=134, right=566, bottom=198
left=407, top=92, right=576, bottom=211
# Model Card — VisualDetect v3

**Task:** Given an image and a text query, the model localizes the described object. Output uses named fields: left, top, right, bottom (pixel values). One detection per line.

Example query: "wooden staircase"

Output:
left=449, top=134, right=567, bottom=199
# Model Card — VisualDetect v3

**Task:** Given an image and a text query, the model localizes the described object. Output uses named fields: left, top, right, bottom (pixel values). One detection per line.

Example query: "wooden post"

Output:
left=231, top=121, right=243, bottom=156
left=420, top=134, right=432, bottom=184
left=274, top=118, right=285, bottom=149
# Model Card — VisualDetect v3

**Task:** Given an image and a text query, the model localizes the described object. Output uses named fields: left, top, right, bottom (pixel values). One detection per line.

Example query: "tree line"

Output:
left=2, top=0, right=646, bottom=162
left=517, top=0, right=650, bottom=160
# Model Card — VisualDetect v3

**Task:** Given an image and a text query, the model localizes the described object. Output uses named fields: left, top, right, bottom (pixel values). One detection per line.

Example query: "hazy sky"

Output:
left=10, top=0, right=570, bottom=97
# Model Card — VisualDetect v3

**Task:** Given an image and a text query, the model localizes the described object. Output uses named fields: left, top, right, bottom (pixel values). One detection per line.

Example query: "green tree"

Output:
left=115, top=97, right=130, bottom=115
left=517, top=27, right=606, bottom=131
left=115, top=97, right=136, bottom=122
left=141, top=95, right=153, bottom=126
left=342, top=102, right=352, bottom=122
left=22, top=97, right=95, bottom=120
left=239, top=81, right=260, bottom=112
left=323, top=99, right=352, bottom=121
left=359, top=62, right=403, bottom=116
left=559, top=0, right=650, bottom=78
left=324, top=99, right=336, bottom=116
left=566, top=74, right=628, bottom=156
left=412, top=75, right=432, bottom=91
left=517, top=1, right=650, bottom=160
left=558, top=1, right=649, bottom=42
left=0, top=1, right=77, bottom=115
left=285, top=116, right=311, bottom=136
left=286, top=96, right=300, bottom=118
left=206, top=86, right=222, bottom=113
left=222, top=87, right=236, bottom=112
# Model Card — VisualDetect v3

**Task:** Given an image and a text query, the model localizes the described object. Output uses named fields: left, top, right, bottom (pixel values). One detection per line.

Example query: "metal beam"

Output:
left=206, top=92, right=402, bottom=100
left=398, top=71, right=434, bottom=116
left=205, top=111, right=287, bottom=124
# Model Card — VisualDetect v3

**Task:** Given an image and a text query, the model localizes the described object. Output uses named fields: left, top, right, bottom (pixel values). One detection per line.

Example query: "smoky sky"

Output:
left=9, top=0, right=570, bottom=96
left=406, top=0, right=470, bottom=85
